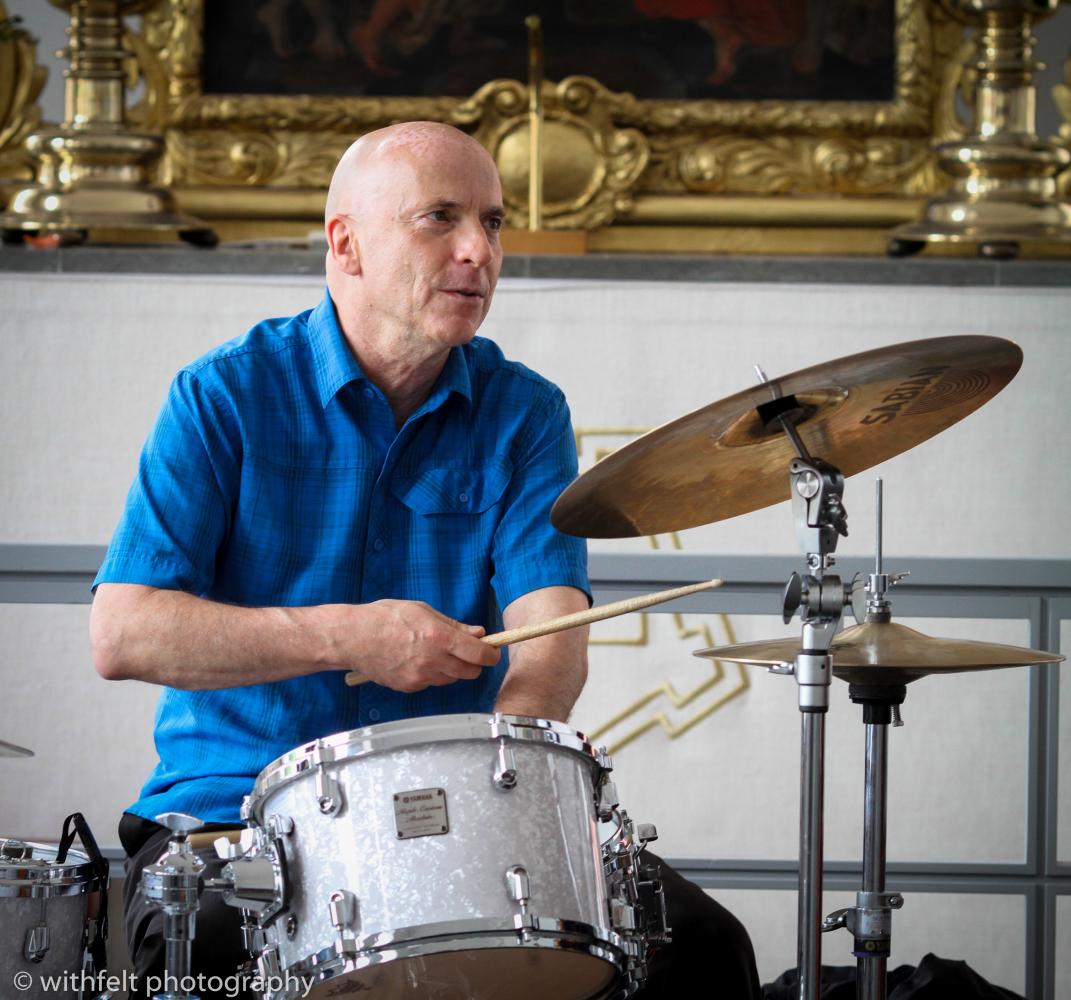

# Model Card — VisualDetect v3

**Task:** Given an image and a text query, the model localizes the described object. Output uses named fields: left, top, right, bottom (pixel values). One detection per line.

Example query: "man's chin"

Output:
left=430, top=322, right=484, bottom=348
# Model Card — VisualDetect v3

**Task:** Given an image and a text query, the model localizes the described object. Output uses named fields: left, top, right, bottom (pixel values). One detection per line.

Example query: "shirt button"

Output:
left=458, top=492, right=469, bottom=503
left=373, top=538, right=385, bottom=552
left=368, top=709, right=380, bottom=722
left=363, top=387, right=374, bottom=399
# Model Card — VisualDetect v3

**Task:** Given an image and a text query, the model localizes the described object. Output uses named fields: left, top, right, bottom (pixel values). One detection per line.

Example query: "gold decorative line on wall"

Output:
left=574, top=428, right=750, bottom=755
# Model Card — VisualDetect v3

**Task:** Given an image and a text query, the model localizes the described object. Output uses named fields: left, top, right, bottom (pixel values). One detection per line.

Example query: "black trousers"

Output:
left=121, top=813, right=760, bottom=1000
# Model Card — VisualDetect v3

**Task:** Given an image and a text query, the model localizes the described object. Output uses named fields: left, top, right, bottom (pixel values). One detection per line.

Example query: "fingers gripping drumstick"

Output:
left=343, top=579, right=722, bottom=687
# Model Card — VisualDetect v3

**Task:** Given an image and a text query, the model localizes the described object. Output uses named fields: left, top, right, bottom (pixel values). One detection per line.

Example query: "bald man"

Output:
left=92, top=123, right=758, bottom=999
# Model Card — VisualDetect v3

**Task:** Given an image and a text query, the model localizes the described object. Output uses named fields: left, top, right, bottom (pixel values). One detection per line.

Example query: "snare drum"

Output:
left=0, top=840, right=106, bottom=1000
left=222, top=714, right=645, bottom=999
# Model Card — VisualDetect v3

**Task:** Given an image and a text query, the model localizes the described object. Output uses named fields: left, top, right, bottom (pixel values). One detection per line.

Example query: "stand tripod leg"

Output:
left=799, top=710, right=826, bottom=1000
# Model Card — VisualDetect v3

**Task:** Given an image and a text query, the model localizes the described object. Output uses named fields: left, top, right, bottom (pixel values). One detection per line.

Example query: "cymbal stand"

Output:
left=755, top=371, right=850, bottom=1000
left=822, top=481, right=907, bottom=1000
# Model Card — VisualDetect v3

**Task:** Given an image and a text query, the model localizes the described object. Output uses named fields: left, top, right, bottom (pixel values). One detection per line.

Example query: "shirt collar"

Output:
left=309, top=291, right=365, bottom=408
left=308, top=290, right=473, bottom=414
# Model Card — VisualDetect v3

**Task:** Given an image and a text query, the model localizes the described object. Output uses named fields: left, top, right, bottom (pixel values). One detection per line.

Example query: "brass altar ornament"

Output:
left=455, top=75, right=649, bottom=234
left=889, top=0, right=1071, bottom=258
left=1, top=0, right=215, bottom=246
left=0, top=2, right=45, bottom=204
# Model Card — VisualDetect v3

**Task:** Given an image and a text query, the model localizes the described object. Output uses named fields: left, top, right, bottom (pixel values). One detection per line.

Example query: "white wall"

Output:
left=0, top=271, right=1067, bottom=992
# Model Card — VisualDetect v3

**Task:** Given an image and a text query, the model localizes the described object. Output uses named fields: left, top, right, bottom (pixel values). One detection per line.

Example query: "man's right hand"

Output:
left=315, top=599, right=500, bottom=692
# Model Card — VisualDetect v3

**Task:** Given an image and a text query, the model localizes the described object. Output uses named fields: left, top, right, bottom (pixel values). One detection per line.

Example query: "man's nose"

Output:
left=454, top=218, right=495, bottom=267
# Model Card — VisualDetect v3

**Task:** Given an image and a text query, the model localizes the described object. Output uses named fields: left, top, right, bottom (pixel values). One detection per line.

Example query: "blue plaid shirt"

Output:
left=94, top=291, right=588, bottom=824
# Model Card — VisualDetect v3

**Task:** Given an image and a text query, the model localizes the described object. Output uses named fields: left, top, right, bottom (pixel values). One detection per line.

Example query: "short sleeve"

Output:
left=93, top=370, right=240, bottom=595
left=490, top=389, right=591, bottom=612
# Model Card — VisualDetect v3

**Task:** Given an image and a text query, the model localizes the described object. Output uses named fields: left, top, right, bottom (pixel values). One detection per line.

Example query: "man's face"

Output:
left=353, top=142, right=505, bottom=353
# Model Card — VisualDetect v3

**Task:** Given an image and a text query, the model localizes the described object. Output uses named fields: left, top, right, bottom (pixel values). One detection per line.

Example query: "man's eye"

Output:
left=486, top=216, right=503, bottom=232
left=428, top=209, right=451, bottom=222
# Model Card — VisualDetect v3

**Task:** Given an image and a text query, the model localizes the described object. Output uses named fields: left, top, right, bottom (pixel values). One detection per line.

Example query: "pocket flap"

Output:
left=391, top=459, right=512, bottom=515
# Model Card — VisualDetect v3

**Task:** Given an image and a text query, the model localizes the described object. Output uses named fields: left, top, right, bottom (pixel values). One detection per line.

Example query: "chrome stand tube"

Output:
left=799, top=710, right=827, bottom=1000
left=859, top=721, right=889, bottom=1000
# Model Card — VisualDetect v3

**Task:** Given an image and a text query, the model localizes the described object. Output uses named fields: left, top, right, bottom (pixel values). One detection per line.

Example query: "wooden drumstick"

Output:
left=343, top=578, right=722, bottom=687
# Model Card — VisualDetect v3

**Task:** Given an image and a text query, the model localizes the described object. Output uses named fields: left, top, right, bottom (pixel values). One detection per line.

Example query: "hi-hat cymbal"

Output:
left=694, top=620, right=1063, bottom=686
left=0, top=739, right=33, bottom=758
left=552, top=336, right=1022, bottom=538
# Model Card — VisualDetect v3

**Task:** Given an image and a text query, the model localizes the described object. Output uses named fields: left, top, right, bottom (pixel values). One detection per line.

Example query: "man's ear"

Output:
left=326, top=215, right=362, bottom=276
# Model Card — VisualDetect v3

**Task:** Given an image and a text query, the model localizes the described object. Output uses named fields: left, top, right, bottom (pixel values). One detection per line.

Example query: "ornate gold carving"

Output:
left=677, top=136, right=939, bottom=196
left=455, top=77, right=649, bottom=230
left=128, top=0, right=965, bottom=243
left=0, top=3, right=46, bottom=189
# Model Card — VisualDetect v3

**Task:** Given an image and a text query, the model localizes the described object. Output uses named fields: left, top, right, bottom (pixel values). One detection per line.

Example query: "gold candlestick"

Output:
left=1, top=0, right=215, bottom=246
left=889, top=0, right=1071, bottom=258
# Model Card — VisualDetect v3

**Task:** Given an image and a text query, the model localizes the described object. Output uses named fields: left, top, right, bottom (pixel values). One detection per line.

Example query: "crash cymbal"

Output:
left=0, top=739, right=33, bottom=758
left=694, top=620, right=1063, bottom=686
left=552, top=336, right=1022, bottom=537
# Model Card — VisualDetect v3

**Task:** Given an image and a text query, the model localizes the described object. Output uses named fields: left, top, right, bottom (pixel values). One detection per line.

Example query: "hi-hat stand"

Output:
left=822, top=481, right=908, bottom=1000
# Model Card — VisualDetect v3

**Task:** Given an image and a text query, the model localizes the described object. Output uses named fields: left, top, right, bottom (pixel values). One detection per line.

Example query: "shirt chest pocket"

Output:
left=390, top=459, right=513, bottom=515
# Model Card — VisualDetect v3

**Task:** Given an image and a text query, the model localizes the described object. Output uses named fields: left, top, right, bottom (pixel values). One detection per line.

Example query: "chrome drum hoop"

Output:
left=0, top=843, right=103, bottom=898
left=271, top=920, right=640, bottom=1000
left=245, top=713, right=611, bottom=816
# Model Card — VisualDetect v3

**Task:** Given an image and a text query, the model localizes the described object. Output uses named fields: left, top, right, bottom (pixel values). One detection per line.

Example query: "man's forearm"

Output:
left=90, top=583, right=498, bottom=691
left=492, top=586, right=590, bottom=723
left=91, top=584, right=337, bottom=689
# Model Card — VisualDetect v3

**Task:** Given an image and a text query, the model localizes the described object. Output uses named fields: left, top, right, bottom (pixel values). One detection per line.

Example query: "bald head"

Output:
left=325, top=122, right=498, bottom=224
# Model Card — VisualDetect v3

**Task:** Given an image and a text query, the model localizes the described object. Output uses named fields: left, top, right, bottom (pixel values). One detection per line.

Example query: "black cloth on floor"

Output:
left=120, top=815, right=761, bottom=1000
left=761, top=953, right=1026, bottom=1000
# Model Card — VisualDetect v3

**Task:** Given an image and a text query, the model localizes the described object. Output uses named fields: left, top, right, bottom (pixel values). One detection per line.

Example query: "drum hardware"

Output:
left=494, top=739, right=519, bottom=790
left=343, top=579, right=723, bottom=686
left=313, top=761, right=343, bottom=816
left=328, top=889, right=360, bottom=936
left=209, top=822, right=290, bottom=923
left=505, top=864, right=533, bottom=931
left=140, top=812, right=206, bottom=1000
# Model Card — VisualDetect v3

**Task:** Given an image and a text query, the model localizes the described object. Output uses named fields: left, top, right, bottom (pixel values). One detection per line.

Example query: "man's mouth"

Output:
left=442, top=288, right=484, bottom=301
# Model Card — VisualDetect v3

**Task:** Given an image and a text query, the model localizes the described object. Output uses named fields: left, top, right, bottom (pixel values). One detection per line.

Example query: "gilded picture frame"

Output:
left=127, top=0, right=964, bottom=252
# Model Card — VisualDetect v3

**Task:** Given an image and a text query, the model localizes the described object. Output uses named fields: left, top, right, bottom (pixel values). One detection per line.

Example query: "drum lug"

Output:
left=256, top=945, right=283, bottom=984
left=328, top=889, right=360, bottom=935
left=315, top=764, right=344, bottom=816
left=23, top=923, right=50, bottom=963
left=610, top=898, right=636, bottom=932
left=505, top=863, right=535, bottom=937
left=268, top=814, right=294, bottom=838
left=493, top=739, right=518, bottom=790
left=597, top=779, right=620, bottom=821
